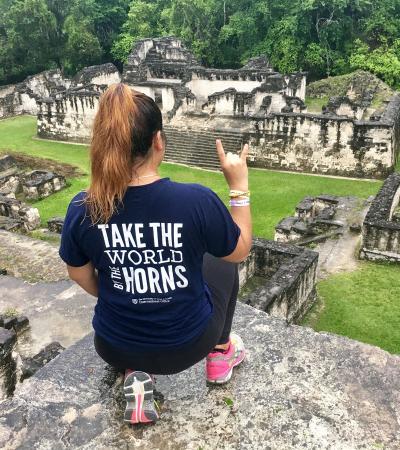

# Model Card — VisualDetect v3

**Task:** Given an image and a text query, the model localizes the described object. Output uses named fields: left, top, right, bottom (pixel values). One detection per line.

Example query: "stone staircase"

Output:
left=164, top=125, right=244, bottom=171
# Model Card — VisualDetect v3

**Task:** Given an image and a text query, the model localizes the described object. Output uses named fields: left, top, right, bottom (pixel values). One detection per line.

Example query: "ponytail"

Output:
left=85, top=83, right=163, bottom=224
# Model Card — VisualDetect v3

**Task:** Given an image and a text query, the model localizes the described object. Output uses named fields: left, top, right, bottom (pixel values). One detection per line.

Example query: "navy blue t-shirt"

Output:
left=59, top=178, right=241, bottom=351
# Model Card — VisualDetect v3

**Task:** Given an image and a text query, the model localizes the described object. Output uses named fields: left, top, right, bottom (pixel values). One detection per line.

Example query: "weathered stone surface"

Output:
left=0, top=327, right=15, bottom=355
left=2, top=317, right=16, bottom=330
left=275, top=216, right=298, bottom=232
left=0, top=174, right=21, bottom=195
left=47, top=216, right=64, bottom=233
left=0, top=195, right=40, bottom=231
left=360, top=173, right=400, bottom=262
left=0, top=155, right=18, bottom=177
left=0, top=274, right=95, bottom=356
left=71, top=63, right=120, bottom=88
left=242, top=239, right=318, bottom=323
left=0, top=326, right=16, bottom=400
left=1, top=303, right=399, bottom=449
left=20, top=341, right=64, bottom=381
left=22, top=170, right=66, bottom=200
left=0, top=230, right=67, bottom=282
left=0, top=216, right=23, bottom=232
left=13, top=316, right=29, bottom=334
left=0, top=69, right=69, bottom=119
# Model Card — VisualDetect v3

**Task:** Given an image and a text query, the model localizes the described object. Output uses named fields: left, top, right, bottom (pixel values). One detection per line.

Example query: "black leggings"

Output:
left=94, top=253, right=239, bottom=375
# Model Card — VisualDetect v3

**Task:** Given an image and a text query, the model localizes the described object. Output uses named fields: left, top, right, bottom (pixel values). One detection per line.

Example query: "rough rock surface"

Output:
left=20, top=341, right=65, bottom=381
left=0, top=230, right=67, bottom=282
left=0, top=275, right=95, bottom=356
left=0, top=303, right=399, bottom=450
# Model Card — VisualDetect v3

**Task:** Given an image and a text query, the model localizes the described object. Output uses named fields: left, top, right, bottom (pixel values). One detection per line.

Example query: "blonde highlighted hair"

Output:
left=85, top=83, right=163, bottom=224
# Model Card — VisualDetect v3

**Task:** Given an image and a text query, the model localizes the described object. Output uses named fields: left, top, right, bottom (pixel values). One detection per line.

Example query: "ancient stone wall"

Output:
left=245, top=111, right=397, bottom=178
left=360, top=172, right=400, bottom=262
left=37, top=89, right=101, bottom=143
left=1, top=63, right=120, bottom=124
left=238, top=238, right=318, bottom=323
left=0, top=69, right=68, bottom=119
left=1, top=36, right=397, bottom=178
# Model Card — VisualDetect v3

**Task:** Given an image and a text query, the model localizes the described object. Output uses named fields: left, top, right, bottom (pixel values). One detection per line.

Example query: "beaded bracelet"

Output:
left=229, top=190, right=250, bottom=198
left=229, top=198, right=250, bottom=207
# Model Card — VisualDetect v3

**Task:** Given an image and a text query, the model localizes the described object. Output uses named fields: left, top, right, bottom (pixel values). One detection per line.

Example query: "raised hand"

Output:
left=215, top=139, right=249, bottom=191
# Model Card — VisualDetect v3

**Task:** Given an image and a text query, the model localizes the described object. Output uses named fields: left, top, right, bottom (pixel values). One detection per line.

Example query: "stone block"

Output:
left=22, top=170, right=66, bottom=200
left=2, top=317, right=17, bottom=330
left=0, top=155, right=17, bottom=177
left=14, top=316, right=29, bottom=333
left=47, top=217, right=64, bottom=233
left=0, top=327, right=16, bottom=358
left=315, top=206, right=336, bottom=221
left=21, top=341, right=64, bottom=381
left=275, top=216, right=298, bottom=232
left=0, top=216, right=23, bottom=232
left=361, top=173, right=400, bottom=262
left=1, top=306, right=400, bottom=449
left=0, top=174, right=21, bottom=195
left=292, top=220, right=309, bottom=234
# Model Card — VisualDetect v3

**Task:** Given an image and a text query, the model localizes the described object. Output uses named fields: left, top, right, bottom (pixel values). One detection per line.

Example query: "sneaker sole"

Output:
left=123, top=371, right=159, bottom=424
left=207, top=350, right=246, bottom=384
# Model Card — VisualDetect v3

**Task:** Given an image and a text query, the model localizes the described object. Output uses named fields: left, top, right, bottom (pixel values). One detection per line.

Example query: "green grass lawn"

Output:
left=302, top=262, right=400, bottom=354
left=1, top=115, right=399, bottom=354
left=0, top=115, right=382, bottom=235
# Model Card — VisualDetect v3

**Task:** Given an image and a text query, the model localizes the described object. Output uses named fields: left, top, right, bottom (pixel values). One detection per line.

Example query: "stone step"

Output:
left=163, top=127, right=244, bottom=170
left=165, top=137, right=242, bottom=151
left=164, top=158, right=219, bottom=170
left=1, top=302, right=399, bottom=449
left=164, top=146, right=221, bottom=159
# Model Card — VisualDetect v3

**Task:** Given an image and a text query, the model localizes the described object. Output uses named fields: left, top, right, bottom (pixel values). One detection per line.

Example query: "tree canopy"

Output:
left=2, top=0, right=400, bottom=89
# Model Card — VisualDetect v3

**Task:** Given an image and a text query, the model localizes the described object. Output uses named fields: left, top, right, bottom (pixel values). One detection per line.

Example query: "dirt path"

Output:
left=314, top=197, right=371, bottom=280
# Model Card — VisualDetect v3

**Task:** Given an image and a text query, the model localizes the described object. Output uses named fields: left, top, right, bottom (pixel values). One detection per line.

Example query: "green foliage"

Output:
left=350, top=39, right=400, bottom=89
left=2, top=307, right=19, bottom=317
left=223, top=397, right=234, bottom=407
left=4, top=0, right=400, bottom=86
left=0, top=0, right=129, bottom=83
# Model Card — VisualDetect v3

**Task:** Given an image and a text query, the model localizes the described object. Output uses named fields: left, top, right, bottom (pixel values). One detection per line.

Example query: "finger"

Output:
left=240, top=143, right=249, bottom=161
left=215, top=139, right=226, bottom=164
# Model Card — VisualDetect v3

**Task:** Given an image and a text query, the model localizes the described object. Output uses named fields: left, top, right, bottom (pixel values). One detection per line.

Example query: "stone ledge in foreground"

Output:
left=0, top=303, right=399, bottom=450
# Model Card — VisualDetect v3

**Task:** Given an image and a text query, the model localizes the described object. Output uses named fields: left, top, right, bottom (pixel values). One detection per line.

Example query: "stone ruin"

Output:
left=239, top=238, right=317, bottom=323
left=8, top=36, right=395, bottom=179
left=275, top=195, right=343, bottom=244
left=1, top=302, right=399, bottom=449
left=22, top=170, right=66, bottom=200
left=47, top=217, right=64, bottom=233
left=360, top=172, right=400, bottom=262
left=0, top=311, right=64, bottom=400
left=0, top=195, right=40, bottom=231
left=0, top=63, right=120, bottom=120
left=0, top=154, right=66, bottom=231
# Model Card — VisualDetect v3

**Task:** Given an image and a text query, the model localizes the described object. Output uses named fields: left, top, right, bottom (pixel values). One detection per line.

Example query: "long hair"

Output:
left=85, top=83, right=163, bottom=224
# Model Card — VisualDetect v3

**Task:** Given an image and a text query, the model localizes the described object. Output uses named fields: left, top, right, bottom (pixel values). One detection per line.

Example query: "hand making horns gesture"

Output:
left=215, top=139, right=249, bottom=192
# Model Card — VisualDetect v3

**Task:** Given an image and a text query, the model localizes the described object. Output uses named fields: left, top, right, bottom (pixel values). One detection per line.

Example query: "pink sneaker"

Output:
left=123, top=370, right=159, bottom=424
left=206, top=332, right=245, bottom=384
